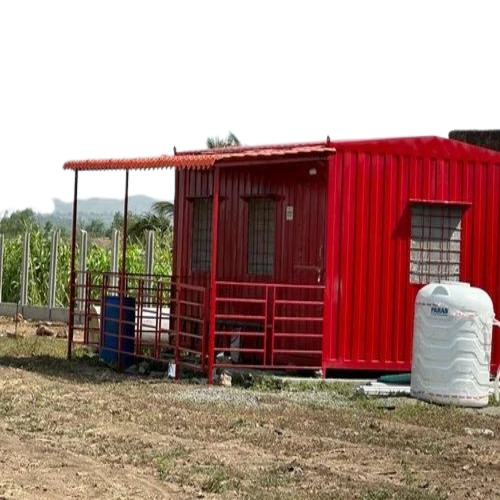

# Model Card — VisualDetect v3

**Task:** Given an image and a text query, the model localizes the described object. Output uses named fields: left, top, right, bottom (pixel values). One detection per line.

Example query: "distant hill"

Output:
left=38, top=195, right=162, bottom=229
left=52, top=195, right=159, bottom=217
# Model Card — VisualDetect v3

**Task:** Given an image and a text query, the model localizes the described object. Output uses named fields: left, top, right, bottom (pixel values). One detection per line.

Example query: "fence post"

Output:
left=77, top=229, right=88, bottom=312
left=145, top=230, right=155, bottom=275
left=48, top=230, right=59, bottom=309
left=145, top=230, right=155, bottom=304
left=110, top=229, right=120, bottom=292
left=20, top=232, right=30, bottom=306
left=0, top=234, right=3, bottom=303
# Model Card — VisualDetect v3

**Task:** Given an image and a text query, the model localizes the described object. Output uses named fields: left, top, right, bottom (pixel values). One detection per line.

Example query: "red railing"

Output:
left=71, top=273, right=323, bottom=377
left=72, top=272, right=207, bottom=373
left=173, top=282, right=208, bottom=374
left=213, top=281, right=325, bottom=371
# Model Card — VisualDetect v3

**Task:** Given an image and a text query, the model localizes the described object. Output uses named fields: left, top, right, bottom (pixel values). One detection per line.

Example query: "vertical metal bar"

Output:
left=173, top=169, right=181, bottom=281
left=121, top=170, right=130, bottom=286
left=201, top=287, right=209, bottom=372
left=99, top=273, right=108, bottom=352
left=83, top=271, right=91, bottom=345
left=117, top=274, right=124, bottom=369
left=20, top=232, right=30, bottom=306
left=67, top=169, right=79, bottom=359
left=207, top=168, right=220, bottom=384
left=0, top=234, right=4, bottom=303
left=174, top=280, right=181, bottom=379
left=135, top=278, right=144, bottom=356
left=155, top=281, right=163, bottom=359
left=117, top=170, right=130, bottom=369
left=321, top=156, right=335, bottom=377
left=268, top=285, right=273, bottom=367
left=48, top=230, right=59, bottom=310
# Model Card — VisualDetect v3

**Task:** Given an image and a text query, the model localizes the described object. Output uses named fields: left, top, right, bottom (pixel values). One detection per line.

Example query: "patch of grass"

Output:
left=154, top=447, right=187, bottom=481
left=230, top=416, right=248, bottom=430
left=400, top=460, right=417, bottom=488
left=200, top=465, right=230, bottom=493
left=257, top=464, right=295, bottom=489
left=362, top=489, right=392, bottom=500
left=0, top=336, right=67, bottom=358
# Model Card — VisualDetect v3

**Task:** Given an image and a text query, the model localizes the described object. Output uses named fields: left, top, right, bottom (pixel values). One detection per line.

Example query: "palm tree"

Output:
left=206, top=132, right=241, bottom=149
left=151, top=201, right=174, bottom=219
left=128, top=201, right=173, bottom=241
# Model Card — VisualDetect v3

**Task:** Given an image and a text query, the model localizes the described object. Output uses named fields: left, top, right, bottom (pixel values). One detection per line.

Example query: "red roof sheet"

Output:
left=63, top=154, right=216, bottom=171
left=63, top=144, right=335, bottom=171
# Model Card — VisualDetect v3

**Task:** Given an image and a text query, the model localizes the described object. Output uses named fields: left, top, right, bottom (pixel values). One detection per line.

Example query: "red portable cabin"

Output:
left=65, top=135, right=500, bottom=377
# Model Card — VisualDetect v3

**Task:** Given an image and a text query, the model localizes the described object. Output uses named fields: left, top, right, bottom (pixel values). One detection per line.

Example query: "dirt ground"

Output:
left=0, top=316, right=499, bottom=499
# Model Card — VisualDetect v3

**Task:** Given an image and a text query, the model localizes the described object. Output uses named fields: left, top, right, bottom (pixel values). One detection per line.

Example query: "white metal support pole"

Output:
left=77, top=229, right=88, bottom=311
left=20, top=232, right=30, bottom=306
left=145, top=230, right=155, bottom=304
left=48, top=230, right=59, bottom=309
left=145, top=230, right=155, bottom=276
left=110, top=229, right=120, bottom=292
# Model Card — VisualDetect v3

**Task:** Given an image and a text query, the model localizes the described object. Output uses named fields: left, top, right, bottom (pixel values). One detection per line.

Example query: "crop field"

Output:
left=0, top=317, right=498, bottom=499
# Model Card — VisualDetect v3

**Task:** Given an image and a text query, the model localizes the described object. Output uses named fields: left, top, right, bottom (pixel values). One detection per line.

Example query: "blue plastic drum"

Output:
left=100, top=295, right=136, bottom=368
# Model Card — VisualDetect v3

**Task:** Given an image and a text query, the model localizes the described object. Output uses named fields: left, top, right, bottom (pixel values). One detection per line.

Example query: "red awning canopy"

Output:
left=63, top=154, right=217, bottom=171
left=63, top=144, right=336, bottom=171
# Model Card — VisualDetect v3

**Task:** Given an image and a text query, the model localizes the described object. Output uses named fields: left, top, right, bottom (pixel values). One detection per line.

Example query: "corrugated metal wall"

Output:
left=325, top=138, right=500, bottom=371
left=175, top=162, right=327, bottom=286
left=173, top=138, right=500, bottom=373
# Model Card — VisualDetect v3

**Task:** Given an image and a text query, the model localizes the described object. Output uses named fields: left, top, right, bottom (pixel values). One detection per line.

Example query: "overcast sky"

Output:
left=1, top=0, right=499, bottom=214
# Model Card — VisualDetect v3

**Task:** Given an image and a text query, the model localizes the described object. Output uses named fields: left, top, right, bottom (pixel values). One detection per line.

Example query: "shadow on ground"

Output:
left=0, top=352, right=137, bottom=384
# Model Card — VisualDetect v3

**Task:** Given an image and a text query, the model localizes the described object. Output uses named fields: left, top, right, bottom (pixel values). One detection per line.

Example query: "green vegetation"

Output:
left=0, top=206, right=173, bottom=306
left=206, top=131, right=241, bottom=149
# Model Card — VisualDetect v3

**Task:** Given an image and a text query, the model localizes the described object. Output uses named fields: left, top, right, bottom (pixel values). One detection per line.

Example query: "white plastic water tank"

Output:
left=411, top=282, right=494, bottom=407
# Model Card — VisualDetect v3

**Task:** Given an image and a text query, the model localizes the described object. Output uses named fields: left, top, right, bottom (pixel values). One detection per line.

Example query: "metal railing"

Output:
left=72, top=273, right=323, bottom=376
left=72, top=272, right=207, bottom=373
left=213, top=281, right=325, bottom=371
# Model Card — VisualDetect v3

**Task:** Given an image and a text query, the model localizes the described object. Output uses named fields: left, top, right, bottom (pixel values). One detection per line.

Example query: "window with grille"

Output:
left=247, top=198, right=276, bottom=276
left=410, top=204, right=462, bottom=284
left=191, top=198, right=212, bottom=271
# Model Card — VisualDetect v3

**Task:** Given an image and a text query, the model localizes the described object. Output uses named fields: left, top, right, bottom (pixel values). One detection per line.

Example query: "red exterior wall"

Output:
left=174, top=161, right=327, bottom=287
left=173, top=137, right=500, bottom=373
left=325, top=137, right=500, bottom=372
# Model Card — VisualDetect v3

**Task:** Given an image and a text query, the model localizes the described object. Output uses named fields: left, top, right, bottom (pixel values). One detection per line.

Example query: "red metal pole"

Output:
left=207, top=168, right=220, bottom=384
left=121, top=170, right=130, bottom=285
left=268, top=285, right=274, bottom=367
left=174, top=280, right=181, bottom=379
left=321, top=156, right=336, bottom=377
left=201, top=287, right=208, bottom=372
left=117, top=170, right=130, bottom=369
left=67, top=169, right=79, bottom=359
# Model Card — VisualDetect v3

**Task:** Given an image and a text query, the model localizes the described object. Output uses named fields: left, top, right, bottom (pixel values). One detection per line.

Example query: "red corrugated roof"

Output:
left=63, top=154, right=217, bottom=171
left=63, top=143, right=335, bottom=171
left=178, top=141, right=330, bottom=155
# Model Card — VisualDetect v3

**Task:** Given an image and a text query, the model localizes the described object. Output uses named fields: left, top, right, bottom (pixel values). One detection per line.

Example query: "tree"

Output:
left=0, top=209, right=38, bottom=237
left=151, top=201, right=174, bottom=220
left=206, top=132, right=241, bottom=149
left=84, top=218, right=106, bottom=237
left=127, top=202, right=173, bottom=241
